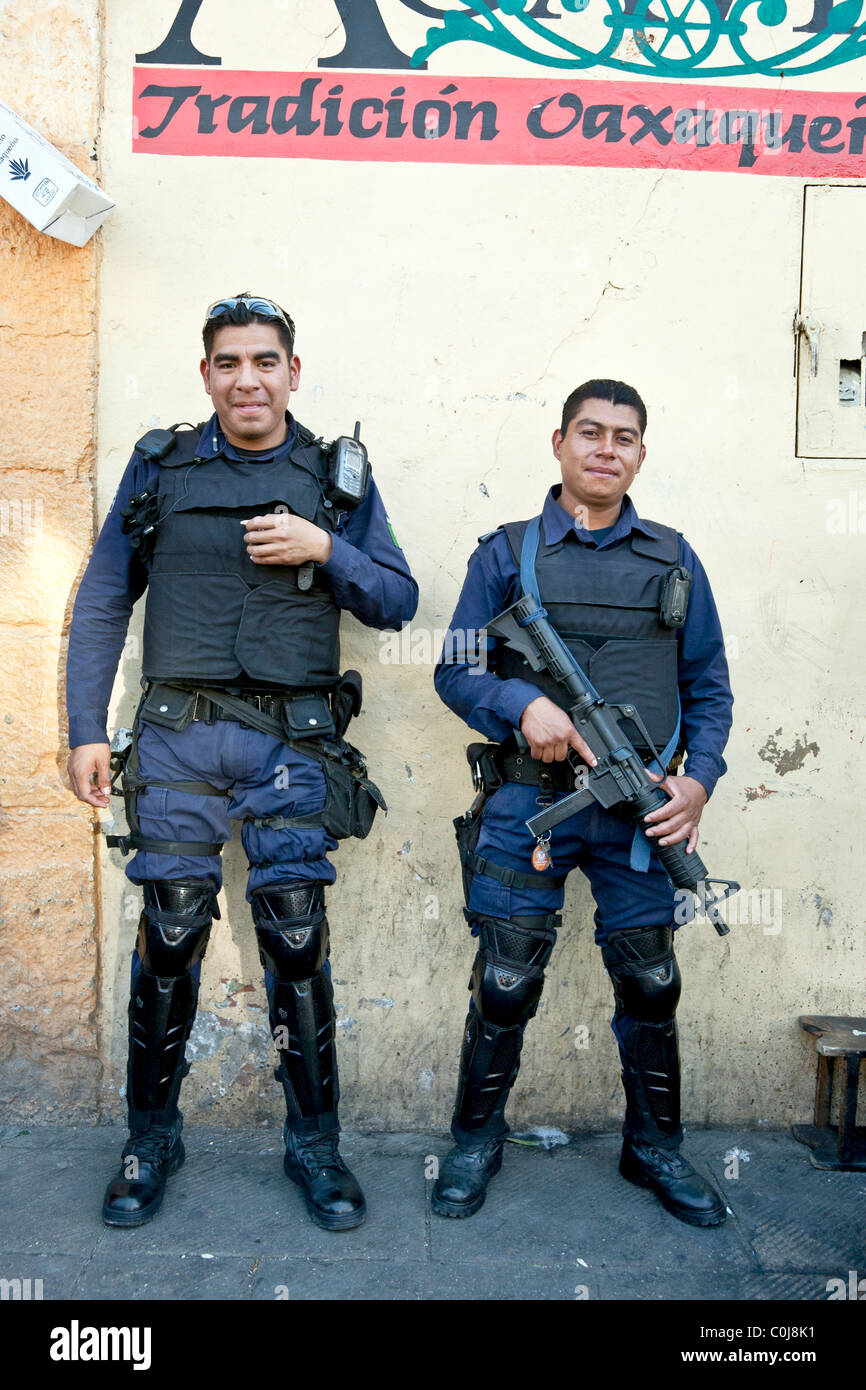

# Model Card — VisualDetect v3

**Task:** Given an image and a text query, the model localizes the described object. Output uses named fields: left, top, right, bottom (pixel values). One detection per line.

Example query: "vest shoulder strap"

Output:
left=137, top=420, right=332, bottom=473
left=629, top=520, right=680, bottom=564
left=501, top=518, right=533, bottom=570
left=134, top=424, right=206, bottom=469
left=503, top=515, right=680, bottom=568
left=294, top=420, right=320, bottom=448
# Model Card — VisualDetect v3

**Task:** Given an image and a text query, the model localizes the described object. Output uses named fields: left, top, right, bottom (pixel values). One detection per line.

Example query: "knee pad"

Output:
left=251, top=882, right=328, bottom=981
left=470, top=913, right=557, bottom=1030
left=136, top=880, right=217, bottom=976
left=602, top=925, right=681, bottom=1023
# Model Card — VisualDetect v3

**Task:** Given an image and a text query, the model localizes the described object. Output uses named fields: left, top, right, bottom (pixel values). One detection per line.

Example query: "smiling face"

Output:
left=200, top=322, right=300, bottom=450
left=552, top=397, right=646, bottom=522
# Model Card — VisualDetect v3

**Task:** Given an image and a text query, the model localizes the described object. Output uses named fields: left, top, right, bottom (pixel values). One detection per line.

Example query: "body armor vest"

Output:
left=141, top=425, right=341, bottom=688
left=498, top=517, right=682, bottom=755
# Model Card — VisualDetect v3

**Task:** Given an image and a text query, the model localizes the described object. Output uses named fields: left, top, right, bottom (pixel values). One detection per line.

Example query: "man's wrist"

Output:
left=683, top=768, right=713, bottom=801
left=500, top=681, right=549, bottom=733
left=317, top=530, right=352, bottom=575
left=68, top=720, right=110, bottom=749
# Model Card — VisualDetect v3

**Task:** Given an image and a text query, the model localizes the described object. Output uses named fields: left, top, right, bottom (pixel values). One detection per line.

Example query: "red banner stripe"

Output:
left=133, top=67, right=866, bottom=178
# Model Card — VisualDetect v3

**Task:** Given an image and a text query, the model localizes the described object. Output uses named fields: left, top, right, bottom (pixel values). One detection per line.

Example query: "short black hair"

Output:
left=560, top=379, right=647, bottom=438
left=202, top=291, right=296, bottom=361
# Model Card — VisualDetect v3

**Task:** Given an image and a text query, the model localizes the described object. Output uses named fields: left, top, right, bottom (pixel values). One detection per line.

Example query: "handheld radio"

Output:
left=329, top=422, right=370, bottom=510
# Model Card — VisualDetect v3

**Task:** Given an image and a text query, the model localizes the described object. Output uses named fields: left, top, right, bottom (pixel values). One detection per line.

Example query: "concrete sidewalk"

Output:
left=0, top=1124, right=862, bottom=1301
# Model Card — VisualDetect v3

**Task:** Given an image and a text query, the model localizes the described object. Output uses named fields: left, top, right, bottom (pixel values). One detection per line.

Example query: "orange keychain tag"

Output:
left=532, top=838, right=552, bottom=872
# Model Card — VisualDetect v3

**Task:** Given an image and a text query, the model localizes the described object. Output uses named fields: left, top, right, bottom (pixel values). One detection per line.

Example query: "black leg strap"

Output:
left=462, top=850, right=566, bottom=892
left=107, top=701, right=227, bottom=857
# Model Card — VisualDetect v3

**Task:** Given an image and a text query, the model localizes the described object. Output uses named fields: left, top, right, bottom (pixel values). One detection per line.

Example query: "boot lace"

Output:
left=633, top=1140, right=693, bottom=1176
left=448, top=1138, right=502, bottom=1172
left=123, top=1125, right=177, bottom=1166
left=294, top=1133, right=346, bottom=1177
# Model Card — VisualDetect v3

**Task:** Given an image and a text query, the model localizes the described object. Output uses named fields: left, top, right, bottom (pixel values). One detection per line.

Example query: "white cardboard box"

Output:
left=0, top=99, right=114, bottom=247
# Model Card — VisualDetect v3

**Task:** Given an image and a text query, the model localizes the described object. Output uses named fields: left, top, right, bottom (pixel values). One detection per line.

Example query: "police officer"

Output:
left=66, top=294, right=418, bottom=1231
left=431, top=378, right=733, bottom=1226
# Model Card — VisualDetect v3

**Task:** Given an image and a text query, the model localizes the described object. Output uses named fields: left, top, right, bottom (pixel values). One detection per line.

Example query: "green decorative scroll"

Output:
left=411, top=0, right=866, bottom=78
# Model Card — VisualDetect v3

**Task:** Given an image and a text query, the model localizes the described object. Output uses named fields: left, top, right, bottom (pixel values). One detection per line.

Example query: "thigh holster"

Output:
left=128, top=880, right=218, bottom=1129
left=602, top=925, right=682, bottom=1147
left=453, top=913, right=558, bottom=1142
left=251, top=883, right=339, bottom=1137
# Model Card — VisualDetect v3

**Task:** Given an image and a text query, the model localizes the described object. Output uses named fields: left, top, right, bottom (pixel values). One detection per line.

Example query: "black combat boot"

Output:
left=102, top=1119, right=185, bottom=1228
left=102, top=880, right=215, bottom=1228
left=604, top=925, right=726, bottom=1228
left=431, top=1136, right=505, bottom=1218
left=620, top=1137, right=726, bottom=1227
left=283, top=1124, right=366, bottom=1231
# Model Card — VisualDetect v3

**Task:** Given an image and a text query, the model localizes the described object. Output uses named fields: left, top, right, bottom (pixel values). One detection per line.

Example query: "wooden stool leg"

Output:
left=837, top=1055, right=860, bottom=1165
left=814, top=1053, right=832, bottom=1127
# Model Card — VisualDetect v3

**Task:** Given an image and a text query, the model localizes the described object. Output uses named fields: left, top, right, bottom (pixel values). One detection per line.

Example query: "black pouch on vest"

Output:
left=282, top=694, right=336, bottom=742
left=139, top=683, right=197, bottom=732
left=319, top=745, right=387, bottom=840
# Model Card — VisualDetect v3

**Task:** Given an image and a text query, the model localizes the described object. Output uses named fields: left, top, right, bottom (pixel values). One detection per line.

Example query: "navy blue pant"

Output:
left=123, top=717, right=339, bottom=1107
left=468, top=781, right=687, bottom=941
left=125, top=717, right=337, bottom=894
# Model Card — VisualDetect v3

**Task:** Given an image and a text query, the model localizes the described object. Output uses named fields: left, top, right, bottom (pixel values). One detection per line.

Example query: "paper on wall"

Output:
left=0, top=99, right=114, bottom=247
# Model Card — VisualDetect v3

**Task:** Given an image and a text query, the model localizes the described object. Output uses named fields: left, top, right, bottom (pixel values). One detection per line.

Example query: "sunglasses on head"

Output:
left=205, top=296, right=293, bottom=332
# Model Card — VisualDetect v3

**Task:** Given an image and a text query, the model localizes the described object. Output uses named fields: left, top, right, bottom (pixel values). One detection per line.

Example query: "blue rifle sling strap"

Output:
left=519, top=514, right=545, bottom=617
left=629, top=692, right=682, bottom=874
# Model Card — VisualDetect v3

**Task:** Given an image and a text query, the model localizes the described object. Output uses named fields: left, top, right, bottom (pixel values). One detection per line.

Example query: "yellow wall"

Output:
left=4, top=2, right=863, bottom=1134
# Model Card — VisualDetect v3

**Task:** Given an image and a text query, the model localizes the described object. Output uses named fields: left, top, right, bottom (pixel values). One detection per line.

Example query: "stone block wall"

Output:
left=0, top=1, right=104, bottom=1121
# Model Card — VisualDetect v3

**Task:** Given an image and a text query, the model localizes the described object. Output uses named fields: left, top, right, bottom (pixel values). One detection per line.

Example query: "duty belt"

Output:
left=468, top=742, right=583, bottom=795
left=497, top=752, right=581, bottom=792
left=184, top=688, right=328, bottom=725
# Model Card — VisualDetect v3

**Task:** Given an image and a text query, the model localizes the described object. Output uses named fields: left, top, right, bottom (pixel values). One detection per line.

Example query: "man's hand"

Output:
left=519, top=696, right=597, bottom=766
left=242, top=513, right=333, bottom=566
left=68, top=743, right=111, bottom=809
left=643, top=772, right=707, bottom=853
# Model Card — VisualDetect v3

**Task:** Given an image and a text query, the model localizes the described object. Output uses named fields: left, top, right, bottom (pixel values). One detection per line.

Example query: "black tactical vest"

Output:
left=498, top=516, right=682, bottom=754
left=141, top=425, right=342, bottom=688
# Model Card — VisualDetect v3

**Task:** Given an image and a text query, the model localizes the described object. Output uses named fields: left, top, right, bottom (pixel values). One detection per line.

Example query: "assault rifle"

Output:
left=486, top=596, right=739, bottom=936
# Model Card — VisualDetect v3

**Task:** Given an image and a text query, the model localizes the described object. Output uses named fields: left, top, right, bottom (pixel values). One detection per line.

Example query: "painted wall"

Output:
left=5, top=2, right=863, bottom=1134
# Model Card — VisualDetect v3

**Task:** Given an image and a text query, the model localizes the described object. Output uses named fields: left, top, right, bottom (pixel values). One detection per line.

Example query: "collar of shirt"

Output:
left=541, top=485, right=665, bottom=550
left=196, top=411, right=298, bottom=463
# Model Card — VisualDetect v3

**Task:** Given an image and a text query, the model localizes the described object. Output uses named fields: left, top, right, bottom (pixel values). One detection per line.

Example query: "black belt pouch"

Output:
left=139, top=683, right=198, bottom=732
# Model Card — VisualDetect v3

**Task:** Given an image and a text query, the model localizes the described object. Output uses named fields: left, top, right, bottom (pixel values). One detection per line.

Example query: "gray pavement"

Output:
left=0, top=1123, right=863, bottom=1301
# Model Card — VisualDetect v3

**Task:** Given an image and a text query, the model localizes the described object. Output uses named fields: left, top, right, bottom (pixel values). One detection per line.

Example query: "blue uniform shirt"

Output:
left=67, top=413, right=418, bottom=748
left=434, top=486, right=733, bottom=799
